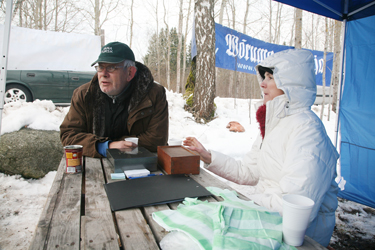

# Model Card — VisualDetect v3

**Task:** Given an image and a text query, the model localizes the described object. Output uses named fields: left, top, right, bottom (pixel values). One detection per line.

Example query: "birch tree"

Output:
left=82, top=0, right=120, bottom=36
left=194, top=0, right=216, bottom=122
left=182, top=0, right=192, bottom=91
left=320, top=17, right=328, bottom=120
left=227, top=0, right=235, bottom=98
left=218, top=0, right=226, bottom=24
left=176, top=0, right=183, bottom=93
left=331, top=20, right=342, bottom=113
left=163, top=0, right=171, bottom=90
left=294, top=8, right=302, bottom=49
left=129, top=0, right=134, bottom=48
left=10, top=0, right=81, bottom=32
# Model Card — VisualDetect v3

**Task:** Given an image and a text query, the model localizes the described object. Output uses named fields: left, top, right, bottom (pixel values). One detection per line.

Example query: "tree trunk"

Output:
left=182, top=0, right=192, bottom=93
left=227, top=1, right=235, bottom=98
left=320, top=17, right=328, bottom=120
left=156, top=0, right=161, bottom=83
left=219, top=0, right=226, bottom=24
left=176, top=0, right=184, bottom=93
left=269, top=0, right=272, bottom=42
left=163, top=0, right=171, bottom=90
left=94, top=0, right=100, bottom=35
left=243, top=0, right=249, bottom=34
left=332, top=20, right=342, bottom=113
left=129, top=0, right=134, bottom=48
left=194, top=0, right=216, bottom=122
left=294, top=8, right=302, bottom=49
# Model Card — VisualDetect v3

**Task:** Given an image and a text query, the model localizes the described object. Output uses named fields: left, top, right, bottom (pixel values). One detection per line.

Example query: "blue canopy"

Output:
left=276, top=0, right=375, bottom=21
left=274, top=0, right=375, bottom=208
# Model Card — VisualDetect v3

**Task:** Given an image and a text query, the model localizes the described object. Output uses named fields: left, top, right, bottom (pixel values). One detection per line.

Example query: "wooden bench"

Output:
left=29, top=156, right=327, bottom=249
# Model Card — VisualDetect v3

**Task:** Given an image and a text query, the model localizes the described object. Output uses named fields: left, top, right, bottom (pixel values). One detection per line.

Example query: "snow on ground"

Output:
left=0, top=91, right=374, bottom=249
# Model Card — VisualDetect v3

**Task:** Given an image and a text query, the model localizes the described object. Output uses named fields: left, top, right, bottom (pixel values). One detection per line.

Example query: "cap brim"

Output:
left=91, top=58, right=126, bottom=67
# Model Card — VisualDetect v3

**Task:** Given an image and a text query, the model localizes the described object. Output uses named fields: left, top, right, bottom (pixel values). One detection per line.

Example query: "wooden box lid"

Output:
left=157, top=146, right=200, bottom=175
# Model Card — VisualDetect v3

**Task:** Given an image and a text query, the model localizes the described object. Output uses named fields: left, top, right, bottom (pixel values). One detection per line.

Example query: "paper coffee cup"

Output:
left=169, top=138, right=182, bottom=146
left=282, top=194, right=314, bottom=246
left=125, top=137, right=139, bottom=145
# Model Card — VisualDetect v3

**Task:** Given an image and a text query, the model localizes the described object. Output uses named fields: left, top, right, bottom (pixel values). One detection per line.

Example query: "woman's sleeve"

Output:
left=205, top=135, right=262, bottom=186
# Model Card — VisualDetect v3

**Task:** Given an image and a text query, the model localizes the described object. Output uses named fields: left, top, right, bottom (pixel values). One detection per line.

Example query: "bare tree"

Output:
left=182, top=0, right=192, bottom=92
left=82, top=0, right=120, bottom=36
left=129, top=0, right=134, bottom=48
left=176, top=0, right=184, bottom=93
left=331, top=20, right=342, bottom=113
left=320, top=17, right=328, bottom=120
left=269, top=0, right=272, bottom=42
left=294, top=8, right=302, bottom=49
left=163, top=0, right=171, bottom=90
left=227, top=0, right=235, bottom=98
left=194, top=0, right=216, bottom=122
left=218, top=0, right=226, bottom=24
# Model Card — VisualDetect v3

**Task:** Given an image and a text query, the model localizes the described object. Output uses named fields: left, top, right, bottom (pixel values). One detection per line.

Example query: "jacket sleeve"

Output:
left=205, top=135, right=262, bottom=186
left=133, top=84, right=169, bottom=152
left=60, top=86, right=107, bottom=158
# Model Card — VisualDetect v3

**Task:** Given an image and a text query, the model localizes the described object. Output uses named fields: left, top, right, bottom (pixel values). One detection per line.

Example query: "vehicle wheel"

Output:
left=4, top=84, right=33, bottom=104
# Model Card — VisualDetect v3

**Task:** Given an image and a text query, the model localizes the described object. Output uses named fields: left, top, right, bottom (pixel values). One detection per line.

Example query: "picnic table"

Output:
left=29, top=156, right=326, bottom=250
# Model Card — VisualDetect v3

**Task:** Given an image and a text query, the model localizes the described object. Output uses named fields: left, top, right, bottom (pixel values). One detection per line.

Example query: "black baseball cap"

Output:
left=91, top=42, right=135, bottom=66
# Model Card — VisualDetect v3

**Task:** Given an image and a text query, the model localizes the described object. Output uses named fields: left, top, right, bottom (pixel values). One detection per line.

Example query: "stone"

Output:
left=0, top=128, right=64, bottom=179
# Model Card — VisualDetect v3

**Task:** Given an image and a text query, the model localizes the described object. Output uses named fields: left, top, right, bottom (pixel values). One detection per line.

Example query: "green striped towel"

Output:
left=152, top=187, right=296, bottom=250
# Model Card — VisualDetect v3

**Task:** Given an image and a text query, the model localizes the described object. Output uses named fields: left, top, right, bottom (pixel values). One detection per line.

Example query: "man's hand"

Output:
left=109, top=141, right=137, bottom=149
left=183, top=137, right=212, bottom=164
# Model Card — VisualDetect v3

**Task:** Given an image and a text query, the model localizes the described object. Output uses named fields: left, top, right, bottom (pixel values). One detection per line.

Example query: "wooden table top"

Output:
left=29, top=156, right=326, bottom=250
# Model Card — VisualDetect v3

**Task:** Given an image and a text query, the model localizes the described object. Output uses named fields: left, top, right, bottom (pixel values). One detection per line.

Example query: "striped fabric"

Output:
left=152, top=187, right=296, bottom=250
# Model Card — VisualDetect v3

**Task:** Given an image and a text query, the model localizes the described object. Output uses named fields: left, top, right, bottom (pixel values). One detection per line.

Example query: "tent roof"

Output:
left=275, top=0, right=375, bottom=21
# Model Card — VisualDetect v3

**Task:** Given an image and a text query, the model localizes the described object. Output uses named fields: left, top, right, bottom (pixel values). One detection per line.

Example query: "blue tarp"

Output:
left=276, top=0, right=375, bottom=21
left=337, top=14, right=375, bottom=207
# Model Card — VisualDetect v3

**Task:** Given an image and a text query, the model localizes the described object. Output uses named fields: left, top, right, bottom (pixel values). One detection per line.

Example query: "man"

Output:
left=60, top=42, right=169, bottom=158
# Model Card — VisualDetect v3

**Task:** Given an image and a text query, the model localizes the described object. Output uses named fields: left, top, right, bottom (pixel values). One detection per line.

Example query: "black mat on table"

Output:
left=104, top=174, right=212, bottom=211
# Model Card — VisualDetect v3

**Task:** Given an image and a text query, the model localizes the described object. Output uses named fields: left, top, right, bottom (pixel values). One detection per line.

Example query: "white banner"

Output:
left=0, top=25, right=101, bottom=71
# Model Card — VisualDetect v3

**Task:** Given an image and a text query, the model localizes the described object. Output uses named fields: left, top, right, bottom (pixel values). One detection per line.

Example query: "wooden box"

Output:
left=157, top=146, right=200, bottom=175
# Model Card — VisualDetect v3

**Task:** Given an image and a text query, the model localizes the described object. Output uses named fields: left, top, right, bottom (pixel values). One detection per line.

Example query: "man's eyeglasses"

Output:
left=95, top=64, right=124, bottom=73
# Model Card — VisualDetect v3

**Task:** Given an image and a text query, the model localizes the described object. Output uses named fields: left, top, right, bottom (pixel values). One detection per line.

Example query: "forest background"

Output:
left=0, top=0, right=341, bottom=114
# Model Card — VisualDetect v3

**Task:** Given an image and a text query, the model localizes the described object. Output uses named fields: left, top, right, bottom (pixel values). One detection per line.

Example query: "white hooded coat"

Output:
left=205, top=49, right=339, bottom=247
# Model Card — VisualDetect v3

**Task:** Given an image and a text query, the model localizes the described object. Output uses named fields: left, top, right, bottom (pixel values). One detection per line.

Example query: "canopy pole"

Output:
left=0, top=0, right=13, bottom=138
left=333, top=0, right=349, bottom=188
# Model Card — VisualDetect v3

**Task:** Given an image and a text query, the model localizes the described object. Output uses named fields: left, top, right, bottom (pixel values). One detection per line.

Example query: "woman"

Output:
left=184, top=49, right=339, bottom=247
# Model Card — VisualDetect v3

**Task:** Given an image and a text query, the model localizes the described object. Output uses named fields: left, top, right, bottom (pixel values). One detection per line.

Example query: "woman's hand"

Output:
left=183, top=137, right=212, bottom=164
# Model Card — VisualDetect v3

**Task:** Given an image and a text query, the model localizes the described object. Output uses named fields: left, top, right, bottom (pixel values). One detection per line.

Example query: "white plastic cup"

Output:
left=125, top=137, right=139, bottom=145
left=125, top=137, right=138, bottom=154
left=282, top=194, right=315, bottom=246
left=169, top=138, right=182, bottom=146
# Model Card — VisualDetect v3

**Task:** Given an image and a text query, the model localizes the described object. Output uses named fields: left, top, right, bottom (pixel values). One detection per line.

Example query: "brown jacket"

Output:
left=60, top=62, right=169, bottom=158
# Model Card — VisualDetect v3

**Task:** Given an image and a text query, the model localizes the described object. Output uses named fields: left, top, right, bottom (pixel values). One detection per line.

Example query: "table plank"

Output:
left=29, top=158, right=65, bottom=250
left=46, top=173, right=82, bottom=250
left=29, top=157, right=82, bottom=250
left=102, top=158, right=160, bottom=249
left=83, top=157, right=119, bottom=249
